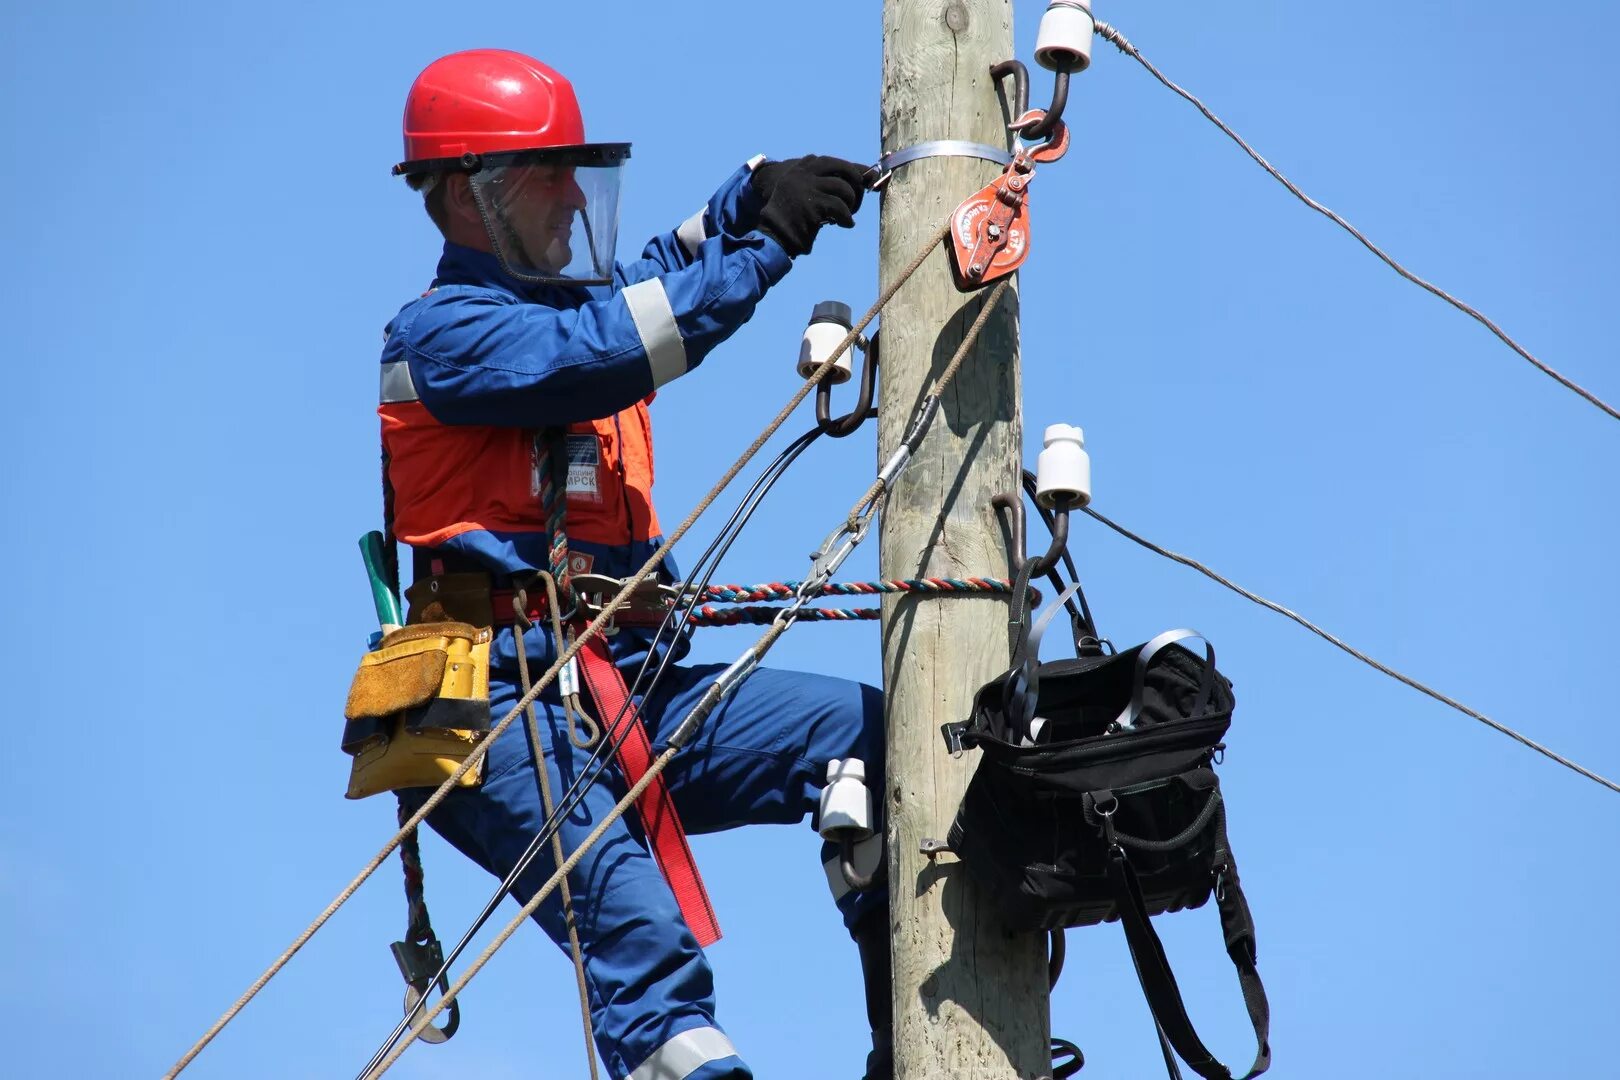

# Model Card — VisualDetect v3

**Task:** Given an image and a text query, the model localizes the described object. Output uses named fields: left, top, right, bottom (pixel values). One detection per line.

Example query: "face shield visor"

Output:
left=400, top=144, right=629, bottom=287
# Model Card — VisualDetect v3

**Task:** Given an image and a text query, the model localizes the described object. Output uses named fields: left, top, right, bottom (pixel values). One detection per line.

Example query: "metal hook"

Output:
left=1018, top=70, right=1070, bottom=143
left=989, top=59, right=1030, bottom=122
left=816, top=331, right=879, bottom=438
left=992, top=59, right=1069, bottom=144
left=838, top=833, right=885, bottom=892
left=991, top=491, right=1070, bottom=577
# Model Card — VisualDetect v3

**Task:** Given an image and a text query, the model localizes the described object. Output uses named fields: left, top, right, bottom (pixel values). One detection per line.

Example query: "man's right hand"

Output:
left=752, top=155, right=868, bottom=257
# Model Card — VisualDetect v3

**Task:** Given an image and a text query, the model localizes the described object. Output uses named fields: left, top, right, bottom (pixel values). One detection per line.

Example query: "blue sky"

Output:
left=3, top=2, right=1617, bottom=1077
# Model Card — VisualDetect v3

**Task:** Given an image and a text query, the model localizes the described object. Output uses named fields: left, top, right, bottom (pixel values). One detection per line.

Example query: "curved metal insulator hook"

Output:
left=1016, top=69, right=1070, bottom=143
left=989, top=59, right=1031, bottom=123
left=816, top=332, right=879, bottom=438
left=991, top=490, right=1070, bottom=577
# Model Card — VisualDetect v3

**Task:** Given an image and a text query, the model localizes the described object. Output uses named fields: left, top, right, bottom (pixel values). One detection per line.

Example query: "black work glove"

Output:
left=752, top=155, right=868, bottom=257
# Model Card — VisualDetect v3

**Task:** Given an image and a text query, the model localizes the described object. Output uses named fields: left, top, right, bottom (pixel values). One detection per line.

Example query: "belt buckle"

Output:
left=571, top=574, right=680, bottom=635
left=571, top=573, right=620, bottom=635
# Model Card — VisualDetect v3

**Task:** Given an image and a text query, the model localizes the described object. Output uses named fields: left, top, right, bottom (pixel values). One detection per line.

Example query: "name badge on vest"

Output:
left=565, top=433, right=602, bottom=504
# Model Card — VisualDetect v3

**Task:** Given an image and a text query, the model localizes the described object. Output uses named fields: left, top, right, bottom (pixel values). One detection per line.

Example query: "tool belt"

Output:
left=943, top=598, right=1271, bottom=1080
left=341, top=621, right=494, bottom=800
left=406, top=554, right=678, bottom=632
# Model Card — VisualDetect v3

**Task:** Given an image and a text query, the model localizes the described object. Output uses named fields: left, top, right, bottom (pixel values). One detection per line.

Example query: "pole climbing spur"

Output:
left=947, top=109, right=1070, bottom=290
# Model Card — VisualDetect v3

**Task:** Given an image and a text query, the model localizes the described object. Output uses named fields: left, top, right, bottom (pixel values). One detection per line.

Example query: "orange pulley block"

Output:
left=947, top=109, right=1070, bottom=291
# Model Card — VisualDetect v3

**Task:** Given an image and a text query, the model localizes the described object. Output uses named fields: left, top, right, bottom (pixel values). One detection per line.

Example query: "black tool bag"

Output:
left=943, top=590, right=1271, bottom=1080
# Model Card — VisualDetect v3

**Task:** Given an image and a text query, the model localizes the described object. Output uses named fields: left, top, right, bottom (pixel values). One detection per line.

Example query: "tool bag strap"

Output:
left=1102, top=805, right=1271, bottom=1080
left=1113, top=629, right=1218, bottom=732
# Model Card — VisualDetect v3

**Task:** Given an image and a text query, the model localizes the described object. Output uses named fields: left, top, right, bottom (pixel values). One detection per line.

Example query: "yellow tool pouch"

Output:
left=341, top=621, right=494, bottom=800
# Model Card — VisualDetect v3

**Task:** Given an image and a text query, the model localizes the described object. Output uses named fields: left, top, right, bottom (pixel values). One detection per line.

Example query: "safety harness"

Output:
left=944, top=584, right=1272, bottom=1080
left=354, top=422, right=723, bottom=1049
left=526, top=426, right=721, bottom=947
left=392, top=425, right=719, bottom=942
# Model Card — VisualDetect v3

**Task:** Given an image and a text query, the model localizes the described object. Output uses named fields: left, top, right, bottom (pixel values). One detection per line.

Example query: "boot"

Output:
left=852, top=904, right=893, bottom=1080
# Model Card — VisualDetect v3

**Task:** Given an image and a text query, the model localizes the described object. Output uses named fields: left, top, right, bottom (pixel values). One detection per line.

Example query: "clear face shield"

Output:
left=461, top=144, right=629, bottom=287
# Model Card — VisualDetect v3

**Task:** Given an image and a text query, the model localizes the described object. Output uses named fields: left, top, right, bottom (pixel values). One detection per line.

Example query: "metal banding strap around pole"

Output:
left=868, top=139, right=1014, bottom=187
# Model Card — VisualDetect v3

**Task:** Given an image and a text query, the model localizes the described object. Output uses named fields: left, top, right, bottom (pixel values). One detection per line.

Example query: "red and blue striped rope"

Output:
left=698, top=577, right=1024, bottom=602
left=687, top=577, right=1036, bottom=627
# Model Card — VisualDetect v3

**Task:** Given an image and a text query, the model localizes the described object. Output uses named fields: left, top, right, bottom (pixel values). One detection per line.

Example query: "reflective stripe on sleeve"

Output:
left=622, top=278, right=689, bottom=389
left=676, top=208, right=708, bottom=258
left=626, top=1026, right=741, bottom=1080
left=380, top=360, right=419, bottom=404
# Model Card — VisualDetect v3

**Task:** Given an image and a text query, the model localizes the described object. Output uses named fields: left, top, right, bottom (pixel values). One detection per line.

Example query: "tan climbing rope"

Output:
left=513, top=572, right=600, bottom=1080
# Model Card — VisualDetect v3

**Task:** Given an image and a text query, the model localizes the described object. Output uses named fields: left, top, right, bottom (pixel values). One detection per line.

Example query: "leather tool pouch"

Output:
left=341, top=621, right=494, bottom=800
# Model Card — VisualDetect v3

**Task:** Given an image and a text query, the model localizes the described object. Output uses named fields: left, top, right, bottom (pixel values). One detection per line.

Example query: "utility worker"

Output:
left=380, top=50, right=890, bottom=1080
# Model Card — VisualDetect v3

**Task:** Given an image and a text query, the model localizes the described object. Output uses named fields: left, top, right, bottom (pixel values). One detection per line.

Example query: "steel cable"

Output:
left=1083, top=505, right=1620, bottom=796
left=1094, top=21, right=1620, bottom=424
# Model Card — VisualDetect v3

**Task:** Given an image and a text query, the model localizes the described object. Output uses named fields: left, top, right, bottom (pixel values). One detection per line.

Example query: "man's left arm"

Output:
left=616, top=157, right=769, bottom=286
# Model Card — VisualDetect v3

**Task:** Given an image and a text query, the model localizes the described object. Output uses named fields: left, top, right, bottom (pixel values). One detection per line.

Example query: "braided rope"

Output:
left=699, top=576, right=1022, bottom=602
left=692, top=605, right=878, bottom=625
left=395, top=800, right=431, bottom=945
left=689, top=577, right=1037, bottom=626
left=538, top=429, right=572, bottom=599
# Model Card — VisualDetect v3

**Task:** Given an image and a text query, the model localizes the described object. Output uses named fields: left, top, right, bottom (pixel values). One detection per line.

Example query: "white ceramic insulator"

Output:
left=1035, top=0, right=1095, bottom=73
left=1035, top=423, right=1092, bottom=508
left=818, top=757, right=874, bottom=840
left=798, top=319, right=854, bottom=385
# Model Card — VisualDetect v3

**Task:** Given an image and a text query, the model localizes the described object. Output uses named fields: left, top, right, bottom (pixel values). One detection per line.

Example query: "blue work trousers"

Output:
left=401, top=659, right=886, bottom=1080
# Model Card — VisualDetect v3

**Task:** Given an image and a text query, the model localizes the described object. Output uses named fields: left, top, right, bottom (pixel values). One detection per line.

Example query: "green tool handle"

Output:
left=359, top=530, right=404, bottom=630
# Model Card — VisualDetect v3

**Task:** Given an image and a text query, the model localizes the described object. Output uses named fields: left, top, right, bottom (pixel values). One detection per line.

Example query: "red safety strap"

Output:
left=574, top=631, right=722, bottom=947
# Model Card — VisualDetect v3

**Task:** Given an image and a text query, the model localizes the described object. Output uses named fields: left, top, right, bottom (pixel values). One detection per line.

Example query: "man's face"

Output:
left=493, top=164, right=588, bottom=272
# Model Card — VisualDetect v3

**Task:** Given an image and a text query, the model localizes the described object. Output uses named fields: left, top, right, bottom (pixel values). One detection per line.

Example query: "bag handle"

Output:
left=1112, top=629, right=1216, bottom=732
left=1101, top=805, right=1271, bottom=1080
left=1025, top=583, right=1084, bottom=680
left=994, top=581, right=1085, bottom=744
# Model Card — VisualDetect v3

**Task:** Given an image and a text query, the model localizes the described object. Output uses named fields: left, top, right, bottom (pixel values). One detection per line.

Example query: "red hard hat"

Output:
left=397, top=49, right=586, bottom=171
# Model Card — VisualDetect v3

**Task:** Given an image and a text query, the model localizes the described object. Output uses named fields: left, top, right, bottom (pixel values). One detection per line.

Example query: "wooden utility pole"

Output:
left=877, top=1, right=1050, bottom=1077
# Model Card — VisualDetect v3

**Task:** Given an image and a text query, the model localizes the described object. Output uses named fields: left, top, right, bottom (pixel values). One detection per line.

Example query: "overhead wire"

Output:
left=1092, top=20, right=1620, bottom=425
left=1082, top=505, right=1620, bottom=796
left=366, top=278, right=1015, bottom=1076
